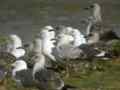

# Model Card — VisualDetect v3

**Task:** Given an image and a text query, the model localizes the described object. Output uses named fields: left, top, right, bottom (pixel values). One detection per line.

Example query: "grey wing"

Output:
left=15, top=69, right=34, bottom=87
left=79, top=44, right=104, bottom=58
left=35, top=69, right=64, bottom=90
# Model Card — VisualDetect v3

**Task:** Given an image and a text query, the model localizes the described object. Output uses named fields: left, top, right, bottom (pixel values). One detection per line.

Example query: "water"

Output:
left=0, top=0, right=120, bottom=43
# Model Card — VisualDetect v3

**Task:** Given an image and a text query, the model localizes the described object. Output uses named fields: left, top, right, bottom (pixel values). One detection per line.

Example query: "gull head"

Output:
left=66, top=26, right=73, bottom=32
left=84, top=3, right=100, bottom=10
left=92, top=3, right=102, bottom=23
left=40, top=25, right=55, bottom=39
left=9, top=34, right=22, bottom=48
left=42, top=25, right=54, bottom=34
left=44, top=25, right=54, bottom=30
left=84, top=3, right=102, bottom=23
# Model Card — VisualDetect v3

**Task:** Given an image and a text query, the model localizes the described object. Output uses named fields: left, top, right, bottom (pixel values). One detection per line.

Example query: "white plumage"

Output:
left=8, top=34, right=25, bottom=59
left=40, top=25, right=56, bottom=61
left=12, top=60, right=27, bottom=77
left=31, top=37, right=65, bottom=90
left=32, top=25, right=56, bottom=76
left=32, top=54, right=46, bottom=78
left=92, top=3, right=102, bottom=23
left=32, top=38, right=46, bottom=77
left=57, top=34, right=74, bottom=47
left=71, top=28, right=87, bottom=47
left=55, top=26, right=86, bottom=59
left=9, top=34, right=22, bottom=49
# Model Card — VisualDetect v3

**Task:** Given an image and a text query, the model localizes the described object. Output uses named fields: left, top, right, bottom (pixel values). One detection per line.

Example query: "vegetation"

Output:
left=0, top=36, right=119, bottom=90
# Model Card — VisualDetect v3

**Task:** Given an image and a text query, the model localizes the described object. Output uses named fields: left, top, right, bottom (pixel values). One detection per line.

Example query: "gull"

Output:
left=11, top=59, right=65, bottom=90
left=11, top=60, right=34, bottom=87
left=15, top=28, right=65, bottom=89
left=86, top=23, right=120, bottom=43
left=33, top=53, right=64, bottom=90
left=92, top=3, right=102, bottom=23
left=54, top=26, right=87, bottom=77
left=22, top=25, right=56, bottom=68
left=84, top=3, right=120, bottom=45
left=55, top=25, right=110, bottom=60
left=39, top=25, right=56, bottom=61
left=32, top=37, right=65, bottom=90
left=91, top=3, right=102, bottom=23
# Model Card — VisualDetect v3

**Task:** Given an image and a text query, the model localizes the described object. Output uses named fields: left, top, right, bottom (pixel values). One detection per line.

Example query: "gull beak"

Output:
left=16, top=46, right=24, bottom=49
left=84, top=7, right=89, bottom=10
left=84, top=5, right=94, bottom=10
left=23, top=44, right=30, bottom=48
left=51, top=38, right=56, bottom=41
left=49, top=29, right=55, bottom=31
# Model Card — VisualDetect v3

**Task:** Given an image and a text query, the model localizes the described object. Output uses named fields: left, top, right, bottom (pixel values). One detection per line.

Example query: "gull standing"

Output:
left=11, top=60, right=34, bottom=87
left=33, top=26, right=65, bottom=89
left=54, top=26, right=86, bottom=77
left=40, top=25, right=56, bottom=61
left=84, top=3, right=120, bottom=44
left=32, top=37, right=65, bottom=90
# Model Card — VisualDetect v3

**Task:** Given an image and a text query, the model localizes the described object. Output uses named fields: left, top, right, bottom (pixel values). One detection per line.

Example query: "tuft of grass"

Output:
left=0, top=35, right=9, bottom=45
left=110, top=40, right=120, bottom=56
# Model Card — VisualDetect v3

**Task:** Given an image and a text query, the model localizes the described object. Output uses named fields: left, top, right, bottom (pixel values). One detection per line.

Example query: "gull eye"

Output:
left=51, top=39, right=56, bottom=41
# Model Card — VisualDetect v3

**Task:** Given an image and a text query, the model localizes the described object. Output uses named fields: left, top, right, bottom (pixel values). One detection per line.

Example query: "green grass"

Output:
left=0, top=35, right=9, bottom=45
left=1, top=59, right=119, bottom=90
left=0, top=36, right=120, bottom=90
left=64, top=59, right=120, bottom=90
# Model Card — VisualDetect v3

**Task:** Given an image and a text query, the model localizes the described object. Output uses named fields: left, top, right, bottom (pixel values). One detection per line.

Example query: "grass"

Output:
left=1, top=59, right=120, bottom=90
left=0, top=36, right=120, bottom=90
left=64, top=59, right=120, bottom=89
